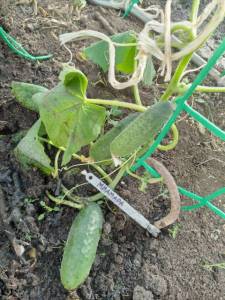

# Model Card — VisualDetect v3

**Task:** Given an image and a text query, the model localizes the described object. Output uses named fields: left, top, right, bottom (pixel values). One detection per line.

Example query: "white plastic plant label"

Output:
left=82, top=170, right=160, bottom=237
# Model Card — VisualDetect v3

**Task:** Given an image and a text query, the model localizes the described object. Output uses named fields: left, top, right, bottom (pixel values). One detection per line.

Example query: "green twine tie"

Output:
left=0, top=26, right=52, bottom=61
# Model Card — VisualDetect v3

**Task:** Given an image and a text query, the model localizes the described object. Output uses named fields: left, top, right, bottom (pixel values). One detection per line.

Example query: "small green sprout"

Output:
left=203, top=261, right=225, bottom=271
left=168, top=223, right=181, bottom=239
left=38, top=200, right=60, bottom=221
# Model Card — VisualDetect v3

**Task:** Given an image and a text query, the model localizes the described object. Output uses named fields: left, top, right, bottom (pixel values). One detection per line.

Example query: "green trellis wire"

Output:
left=0, top=26, right=52, bottom=61
left=131, top=37, right=225, bottom=219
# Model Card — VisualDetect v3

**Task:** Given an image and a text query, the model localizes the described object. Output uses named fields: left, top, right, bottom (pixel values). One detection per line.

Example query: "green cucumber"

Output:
left=60, top=203, right=103, bottom=290
left=110, top=102, right=174, bottom=158
left=90, top=113, right=139, bottom=162
left=11, top=81, right=48, bottom=112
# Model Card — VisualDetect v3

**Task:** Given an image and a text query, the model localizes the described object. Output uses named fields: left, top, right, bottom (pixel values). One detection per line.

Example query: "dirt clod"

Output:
left=133, top=285, right=154, bottom=300
left=103, top=222, right=112, bottom=235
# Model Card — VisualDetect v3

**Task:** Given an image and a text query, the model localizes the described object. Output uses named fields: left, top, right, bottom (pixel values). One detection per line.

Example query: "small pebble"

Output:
left=108, top=213, right=116, bottom=223
left=115, top=255, right=123, bottom=265
left=101, top=237, right=112, bottom=246
left=112, top=243, right=119, bottom=255
left=115, top=219, right=126, bottom=231
left=133, top=253, right=142, bottom=268
left=118, top=235, right=126, bottom=243
left=149, top=239, right=159, bottom=251
left=103, top=222, right=111, bottom=235
left=26, top=23, right=35, bottom=31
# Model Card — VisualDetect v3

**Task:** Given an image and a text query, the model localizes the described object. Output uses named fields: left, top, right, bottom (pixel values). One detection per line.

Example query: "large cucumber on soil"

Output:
left=60, top=203, right=103, bottom=290
left=110, top=101, right=173, bottom=158
left=90, top=113, right=139, bottom=162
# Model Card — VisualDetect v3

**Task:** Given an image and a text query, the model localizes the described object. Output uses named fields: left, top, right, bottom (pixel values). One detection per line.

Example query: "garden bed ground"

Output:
left=0, top=1, right=225, bottom=299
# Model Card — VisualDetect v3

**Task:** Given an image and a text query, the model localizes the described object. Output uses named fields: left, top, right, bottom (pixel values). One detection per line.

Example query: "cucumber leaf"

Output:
left=90, top=113, right=139, bottom=162
left=11, top=81, right=48, bottom=112
left=142, top=56, right=156, bottom=87
left=83, top=31, right=137, bottom=74
left=63, top=102, right=106, bottom=165
left=39, top=75, right=106, bottom=165
left=59, top=65, right=88, bottom=98
left=32, top=92, right=47, bottom=110
left=14, top=119, right=53, bottom=174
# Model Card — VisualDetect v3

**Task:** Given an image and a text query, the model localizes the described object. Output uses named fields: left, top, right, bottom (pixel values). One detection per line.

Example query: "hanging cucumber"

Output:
left=110, top=101, right=174, bottom=158
left=90, top=113, right=139, bottom=162
left=60, top=203, right=103, bottom=290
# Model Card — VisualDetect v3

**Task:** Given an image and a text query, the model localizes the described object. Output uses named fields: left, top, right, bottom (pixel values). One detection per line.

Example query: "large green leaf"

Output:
left=63, top=102, right=106, bottom=165
left=11, top=81, right=48, bottom=112
left=83, top=31, right=137, bottom=74
left=90, top=113, right=139, bottom=162
left=14, top=119, right=53, bottom=174
left=39, top=84, right=106, bottom=165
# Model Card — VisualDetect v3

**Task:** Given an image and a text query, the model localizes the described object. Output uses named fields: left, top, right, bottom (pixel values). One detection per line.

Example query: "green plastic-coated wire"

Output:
left=131, top=37, right=225, bottom=219
left=123, top=0, right=140, bottom=17
left=0, top=26, right=52, bottom=61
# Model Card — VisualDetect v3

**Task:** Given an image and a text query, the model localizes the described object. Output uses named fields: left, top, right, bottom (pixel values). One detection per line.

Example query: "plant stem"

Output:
left=190, top=0, right=200, bottom=23
left=157, top=124, right=179, bottom=151
left=92, top=164, right=113, bottom=184
left=196, top=85, right=225, bottom=93
left=160, top=54, right=193, bottom=101
left=171, top=23, right=193, bottom=34
left=159, top=0, right=201, bottom=149
left=59, top=162, right=128, bottom=205
left=132, top=59, right=142, bottom=106
left=86, top=98, right=146, bottom=112
left=47, top=191, right=84, bottom=209
left=194, top=85, right=225, bottom=93
left=39, top=137, right=113, bottom=184
left=190, top=0, right=200, bottom=38
left=132, top=84, right=142, bottom=106
left=161, top=0, right=202, bottom=102
left=126, top=167, right=163, bottom=184
left=61, top=185, right=83, bottom=203
left=52, top=149, right=61, bottom=179
left=177, top=84, right=225, bottom=93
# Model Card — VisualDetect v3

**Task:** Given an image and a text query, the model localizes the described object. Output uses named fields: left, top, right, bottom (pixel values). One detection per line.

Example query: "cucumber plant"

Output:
left=11, top=65, right=173, bottom=291
left=10, top=0, right=225, bottom=292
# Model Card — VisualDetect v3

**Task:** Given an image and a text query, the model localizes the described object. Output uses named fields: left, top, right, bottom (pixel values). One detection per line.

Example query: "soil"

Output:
left=0, top=1, right=225, bottom=300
